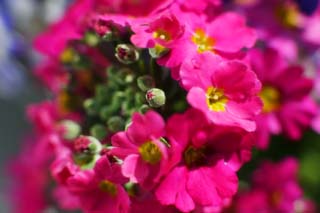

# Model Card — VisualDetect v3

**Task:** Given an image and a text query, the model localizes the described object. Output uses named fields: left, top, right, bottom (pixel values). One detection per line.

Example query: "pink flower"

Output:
left=111, top=111, right=168, bottom=189
left=303, top=9, right=320, bottom=46
left=53, top=186, right=80, bottom=210
left=181, top=53, right=262, bottom=132
left=34, top=0, right=93, bottom=58
left=34, top=61, right=69, bottom=94
left=234, top=158, right=316, bottom=213
left=130, top=192, right=178, bottom=213
left=27, top=101, right=59, bottom=133
left=131, top=13, right=184, bottom=52
left=67, top=156, right=130, bottom=213
left=155, top=109, right=254, bottom=212
left=175, top=0, right=221, bottom=13
left=8, top=141, right=50, bottom=213
left=247, top=48, right=317, bottom=149
left=160, top=11, right=256, bottom=68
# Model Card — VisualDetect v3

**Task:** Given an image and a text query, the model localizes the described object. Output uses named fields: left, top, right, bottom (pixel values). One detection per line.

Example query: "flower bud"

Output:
left=115, top=44, right=139, bottom=64
left=107, top=116, right=125, bottom=133
left=90, top=124, right=108, bottom=140
left=149, top=44, right=169, bottom=59
left=146, top=88, right=166, bottom=108
left=115, top=68, right=135, bottom=85
left=60, top=120, right=81, bottom=140
left=84, top=31, right=100, bottom=46
left=74, top=136, right=102, bottom=154
left=84, top=98, right=99, bottom=115
left=139, top=104, right=151, bottom=113
left=137, top=75, right=155, bottom=92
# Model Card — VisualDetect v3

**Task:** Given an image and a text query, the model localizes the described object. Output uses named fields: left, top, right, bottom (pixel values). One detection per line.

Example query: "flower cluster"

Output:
left=9, top=0, right=320, bottom=212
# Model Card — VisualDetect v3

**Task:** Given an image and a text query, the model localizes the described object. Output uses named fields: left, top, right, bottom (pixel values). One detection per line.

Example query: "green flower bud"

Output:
left=139, top=104, right=151, bottom=113
left=149, top=44, right=169, bottom=59
left=100, top=106, right=114, bottom=121
left=84, top=31, right=100, bottom=46
left=90, top=124, right=108, bottom=140
left=87, top=136, right=103, bottom=154
left=137, top=75, right=155, bottom=92
left=115, top=44, right=139, bottom=64
left=60, top=120, right=81, bottom=140
left=73, top=136, right=102, bottom=169
left=84, top=98, right=99, bottom=115
left=115, top=68, right=135, bottom=85
left=146, top=88, right=166, bottom=108
left=107, top=116, right=125, bottom=133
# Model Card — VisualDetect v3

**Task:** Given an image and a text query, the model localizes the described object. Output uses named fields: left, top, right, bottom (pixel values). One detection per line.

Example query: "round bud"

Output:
left=107, top=116, right=125, bottom=133
left=146, top=88, right=166, bottom=108
left=60, top=120, right=81, bottom=140
left=115, top=44, right=139, bottom=64
left=90, top=124, right=108, bottom=140
left=137, top=75, right=155, bottom=92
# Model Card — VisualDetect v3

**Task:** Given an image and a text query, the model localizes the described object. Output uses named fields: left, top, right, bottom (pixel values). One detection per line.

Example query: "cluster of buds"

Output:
left=9, top=0, right=320, bottom=213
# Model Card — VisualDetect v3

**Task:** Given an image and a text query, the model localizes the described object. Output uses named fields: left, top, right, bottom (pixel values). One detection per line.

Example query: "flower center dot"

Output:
left=99, top=180, right=117, bottom=196
left=260, top=86, right=281, bottom=113
left=139, top=141, right=162, bottom=164
left=192, top=29, right=215, bottom=53
left=206, top=86, right=228, bottom=112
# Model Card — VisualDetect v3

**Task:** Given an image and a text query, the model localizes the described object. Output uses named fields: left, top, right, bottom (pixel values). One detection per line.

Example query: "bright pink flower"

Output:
left=8, top=141, right=50, bottom=213
left=67, top=156, right=130, bottom=213
left=131, top=13, right=184, bottom=50
left=181, top=53, right=262, bottom=132
left=247, top=48, right=317, bottom=149
left=111, top=111, right=168, bottom=189
left=27, top=101, right=59, bottom=133
left=234, top=158, right=316, bottom=213
left=312, top=110, right=320, bottom=134
left=160, top=11, right=256, bottom=68
left=303, top=9, right=320, bottom=46
left=155, top=109, right=254, bottom=212
left=175, top=0, right=221, bottom=13
left=53, top=186, right=80, bottom=210
left=34, top=0, right=93, bottom=58
left=94, top=0, right=172, bottom=17
left=130, top=192, right=178, bottom=213
left=8, top=132, right=65, bottom=213
left=34, top=61, right=69, bottom=94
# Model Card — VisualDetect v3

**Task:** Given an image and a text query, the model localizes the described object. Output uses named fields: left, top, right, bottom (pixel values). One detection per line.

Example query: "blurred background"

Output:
left=0, top=0, right=71, bottom=211
left=0, top=0, right=319, bottom=212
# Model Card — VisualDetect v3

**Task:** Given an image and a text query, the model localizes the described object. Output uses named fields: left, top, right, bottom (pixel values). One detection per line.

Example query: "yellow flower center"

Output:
left=138, top=141, right=162, bottom=164
left=270, top=191, right=282, bottom=207
left=184, top=146, right=206, bottom=168
left=191, top=29, right=215, bottom=53
left=275, top=4, right=300, bottom=28
left=260, top=86, right=281, bottom=113
left=99, top=180, right=117, bottom=196
left=153, top=29, right=171, bottom=41
left=206, top=86, right=228, bottom=112
left=60, top=48, right=76, bottom=63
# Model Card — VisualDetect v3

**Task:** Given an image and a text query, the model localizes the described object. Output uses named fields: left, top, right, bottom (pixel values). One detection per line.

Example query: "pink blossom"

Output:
left=53, top=186, right=80, bottom=210
left=34, top=61, right=69, bottom=94
left=155, top=109, right=254, bottom=212
left=111, top=111, right=168, bottom=189
left=27, top=101, right=59, bottom=133
left=131, top=13, right=184, bottom=50
left=247, top=48, right=317, bottom=149
left=67, top=156, right=130, bottom=213
left=234, top=158, right=316, bottom=213
left=303, top=9, right=320, bottom=46
left=160, top=11, right=256, bottom=68
left=181, top=53, right=262, bottom=132
left=34, top=0, right=93, bottom=58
